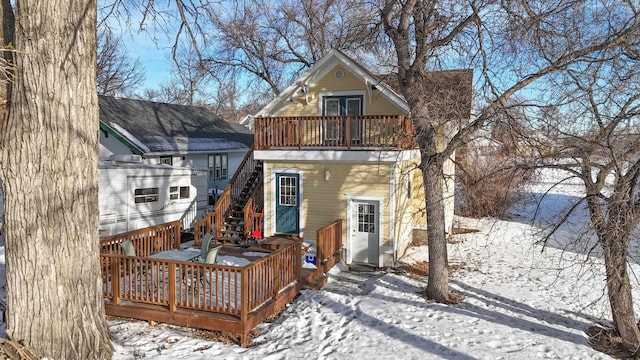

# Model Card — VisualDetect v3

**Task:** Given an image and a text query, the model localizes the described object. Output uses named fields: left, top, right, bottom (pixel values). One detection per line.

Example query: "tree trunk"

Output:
left=0, top=0, right=113, bottom=358
left=423, top=159, right=449, bottom=302
left=602, top=237, right=640, bottom=348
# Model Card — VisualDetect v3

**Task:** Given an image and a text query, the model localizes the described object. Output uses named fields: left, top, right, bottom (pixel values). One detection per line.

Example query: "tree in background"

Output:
left=205, top=0, right=379, bottom=98
left=0, top=0, right=113, bottom=357
left=379, top=0, right=640, bottom=304
left=525, top=25, right=640, bottom=348
left=97, top=27, right=146, bottom=96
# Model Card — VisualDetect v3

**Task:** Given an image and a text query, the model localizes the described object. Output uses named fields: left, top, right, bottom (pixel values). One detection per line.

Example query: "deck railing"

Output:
left=100, top=239, right=302, bottom=346
left=100, top=220, right=181, bottom=256
left=254, top=115, right=417, bottom=150
left=316, top=219, right=343, bottom=270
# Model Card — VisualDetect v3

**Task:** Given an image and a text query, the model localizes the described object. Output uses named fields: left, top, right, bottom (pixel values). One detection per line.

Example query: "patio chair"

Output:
left=184, top=245, right=222, bottom=292
left=196, top=233, right=214, bottom=263
left=120, top=240, right=151, bottom=294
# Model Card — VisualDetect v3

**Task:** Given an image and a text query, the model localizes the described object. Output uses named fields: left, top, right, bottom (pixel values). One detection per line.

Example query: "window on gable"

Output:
left=322, top=95, right=363, bottom=144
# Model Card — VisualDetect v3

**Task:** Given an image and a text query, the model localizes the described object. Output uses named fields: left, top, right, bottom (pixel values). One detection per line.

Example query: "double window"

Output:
left=169, top=186, right=190, bottom=200
left=322, top=95, right=363, bottom=144
left=134, top=188, right=159, bottom=203
left=208, top=153, right=228, bottom=184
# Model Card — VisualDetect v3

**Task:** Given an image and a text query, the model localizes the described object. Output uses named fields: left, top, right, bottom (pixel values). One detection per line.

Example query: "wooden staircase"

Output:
left=193, top=148, right=264, bottom=247
left=217, top=160, right=263, bottom=244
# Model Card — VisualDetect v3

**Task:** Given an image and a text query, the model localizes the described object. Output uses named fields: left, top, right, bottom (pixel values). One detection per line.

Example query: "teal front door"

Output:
left=275, top=174, right=300, bottom=234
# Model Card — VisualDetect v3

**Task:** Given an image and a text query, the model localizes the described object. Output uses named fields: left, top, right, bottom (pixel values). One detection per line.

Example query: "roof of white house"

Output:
left=99, top=96, right=254, bottom=154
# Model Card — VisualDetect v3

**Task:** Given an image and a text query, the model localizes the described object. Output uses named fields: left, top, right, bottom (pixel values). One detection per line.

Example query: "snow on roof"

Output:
left=141, top=136, right=250, bottom=153
left=98, top=160, right=192, bottom=172
left=109, top=122, right=150, bottom=153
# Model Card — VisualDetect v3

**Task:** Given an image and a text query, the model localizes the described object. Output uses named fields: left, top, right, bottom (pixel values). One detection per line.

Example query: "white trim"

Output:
left=318, top=90, right=367, bottom=116
left=346, top=194, right=384, bottom=267
left=269, top=168, right=304, bottom=238
left=389, top=166, right=396, bottom=256
left=255, top=49, right=409, bottom=118
left=254, top=149, right=420, bottom=163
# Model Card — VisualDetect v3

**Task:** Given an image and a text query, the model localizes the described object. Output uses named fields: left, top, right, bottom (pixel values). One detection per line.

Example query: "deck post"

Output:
left=168, top=263, right=177, bottom=312
left=173, top=221, right=181, bottom=249
left=241, top=268, right=248, bottom=323
left=295, top=241, right=302, bottom=284
left=111, top=256, right=121, bottom=305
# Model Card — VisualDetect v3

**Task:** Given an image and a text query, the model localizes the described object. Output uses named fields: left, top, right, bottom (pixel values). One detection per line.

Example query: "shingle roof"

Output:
left=99, top=96, right=254, bottom=153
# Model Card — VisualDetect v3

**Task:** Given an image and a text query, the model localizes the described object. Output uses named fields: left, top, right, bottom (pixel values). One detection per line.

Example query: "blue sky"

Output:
left=121, top=29, right=175, bottom=91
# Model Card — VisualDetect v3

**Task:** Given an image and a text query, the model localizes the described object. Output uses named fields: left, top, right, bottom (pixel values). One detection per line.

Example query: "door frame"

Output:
left=270, top=168, right=304, bottom=237
left=346, top=194, right=383, bottom=267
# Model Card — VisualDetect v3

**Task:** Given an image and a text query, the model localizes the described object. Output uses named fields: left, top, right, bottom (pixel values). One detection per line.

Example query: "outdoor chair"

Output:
left=196, top=233, right=214, bottom=263
left=184, top=245, right=222, bottom=292
left=120, top=240, right=151, bottom=294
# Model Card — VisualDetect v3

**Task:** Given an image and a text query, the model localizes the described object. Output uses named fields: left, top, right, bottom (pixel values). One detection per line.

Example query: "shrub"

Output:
left=455, top=147, right=533, bottom=218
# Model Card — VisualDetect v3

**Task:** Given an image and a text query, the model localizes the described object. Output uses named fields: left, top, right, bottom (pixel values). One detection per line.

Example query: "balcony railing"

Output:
left=254, top=115, right=417, bottom=150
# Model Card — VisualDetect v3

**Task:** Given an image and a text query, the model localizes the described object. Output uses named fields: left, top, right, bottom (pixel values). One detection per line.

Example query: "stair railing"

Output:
left=194, top=147, right=260, bottom=246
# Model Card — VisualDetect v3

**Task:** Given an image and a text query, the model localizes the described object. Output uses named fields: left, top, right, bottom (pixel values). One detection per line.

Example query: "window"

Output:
left=322, top=96, right=363, bottom=144
left=169, top=186, right=190, bottom=200
left=159, top=156, right=173, bottom=165
left=278, top=176, right=298, bottom=206
left=134, top=188, right=159, bottom=203
left=357, top=203, right=376, bottom=233
left=208, top=154, right=228, bottom=184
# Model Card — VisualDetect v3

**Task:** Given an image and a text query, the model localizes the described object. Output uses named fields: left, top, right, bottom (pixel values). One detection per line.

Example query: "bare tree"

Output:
left=97, top=27, right=146, bottom=96
left=380, top=0, right=640, bottom=304
left=524, top=30, right=640, bottom=348
left=0, top=0, right=112, bottom=357
left=205, top=0, right=379, bottom=97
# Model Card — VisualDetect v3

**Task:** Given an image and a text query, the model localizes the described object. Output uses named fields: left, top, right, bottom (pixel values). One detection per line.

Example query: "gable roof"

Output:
left=256, top=49, right=410, bottom=117
left=99, top=96, right=254, bottom=154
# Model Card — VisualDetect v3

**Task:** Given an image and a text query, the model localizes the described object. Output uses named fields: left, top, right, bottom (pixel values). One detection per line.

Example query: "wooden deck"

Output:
left=100, top=219, right=343, bottom=346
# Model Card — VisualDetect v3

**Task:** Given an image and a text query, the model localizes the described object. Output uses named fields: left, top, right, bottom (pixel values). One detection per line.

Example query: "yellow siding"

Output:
left=393, top=159, right=427, bottom=258
left=264, top=161, right=392, bottom=246
left=277, top=64, right=406, bottom=117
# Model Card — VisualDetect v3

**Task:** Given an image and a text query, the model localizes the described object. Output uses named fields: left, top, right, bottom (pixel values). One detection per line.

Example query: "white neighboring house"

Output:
left=0, top=158, right=201, bottom=237
left=99, top=157, right=203, bottom=236
left=98, top=96, right=254, bottom=216
left=239, top=114, right=254, bottom=130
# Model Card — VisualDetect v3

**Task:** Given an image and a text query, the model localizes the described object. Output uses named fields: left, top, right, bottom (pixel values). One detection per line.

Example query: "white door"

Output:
left=351, top=200, right=379, bottom=265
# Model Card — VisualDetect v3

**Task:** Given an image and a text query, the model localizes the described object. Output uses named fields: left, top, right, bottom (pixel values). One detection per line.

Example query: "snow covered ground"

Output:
left=1, top=167, right=637, bottom=359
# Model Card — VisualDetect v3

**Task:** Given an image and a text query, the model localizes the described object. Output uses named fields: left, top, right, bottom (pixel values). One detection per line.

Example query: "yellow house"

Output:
left=253, top=49, right=471, bottom=267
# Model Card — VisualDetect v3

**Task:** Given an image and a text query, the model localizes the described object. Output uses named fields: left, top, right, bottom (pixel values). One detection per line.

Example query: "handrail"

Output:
left=194, top=147, right=261, bottom=246
left=254, top=115, right=417, bottom=150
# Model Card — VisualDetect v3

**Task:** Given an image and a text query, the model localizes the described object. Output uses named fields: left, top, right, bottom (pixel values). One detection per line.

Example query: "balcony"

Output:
left=254, top=115, right=417, bottom=150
